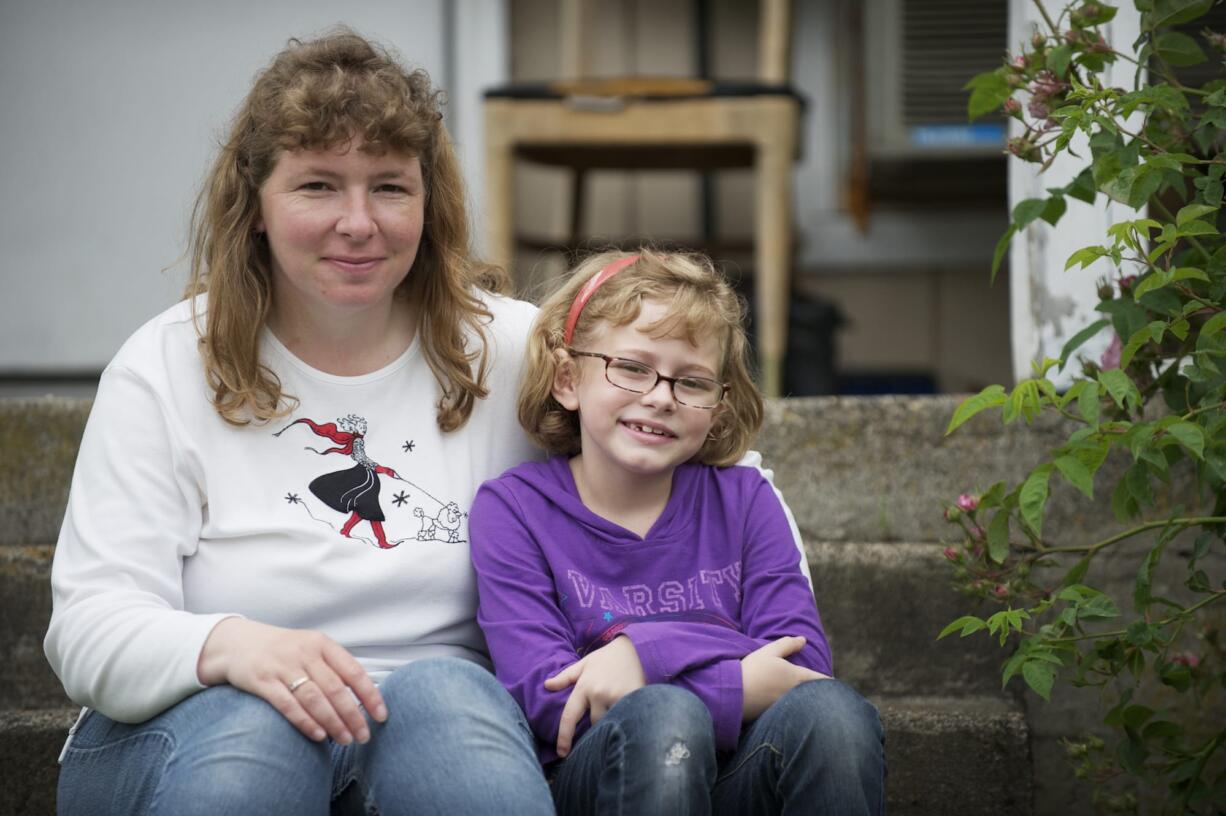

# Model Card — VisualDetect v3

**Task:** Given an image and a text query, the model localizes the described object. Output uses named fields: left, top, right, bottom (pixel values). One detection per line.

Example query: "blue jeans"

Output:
left=56, top=657, right=554, bottom=816
left=551, top=680, right=885, bottom=815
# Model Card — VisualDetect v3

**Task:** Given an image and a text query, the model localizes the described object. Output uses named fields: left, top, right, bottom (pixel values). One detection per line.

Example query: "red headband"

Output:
left=563, top=255, right=640, bottom=344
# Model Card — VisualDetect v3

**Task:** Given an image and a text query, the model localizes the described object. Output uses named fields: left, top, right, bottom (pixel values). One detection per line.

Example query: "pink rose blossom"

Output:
left=1099, top=332, right=1121, bottom=371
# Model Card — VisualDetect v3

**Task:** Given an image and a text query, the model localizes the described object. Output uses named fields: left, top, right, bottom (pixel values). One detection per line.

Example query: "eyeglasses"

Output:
left=567, top=349, right=728, bottom=409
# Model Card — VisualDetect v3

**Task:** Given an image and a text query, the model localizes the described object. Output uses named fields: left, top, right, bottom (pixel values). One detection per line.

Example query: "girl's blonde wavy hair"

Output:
left=519, top=249, right=763, bottom=466
left=185, top=29, right=506, bottom=430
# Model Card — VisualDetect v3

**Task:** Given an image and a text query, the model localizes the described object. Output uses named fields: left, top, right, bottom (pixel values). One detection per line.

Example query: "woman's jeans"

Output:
left=551, top=679, right=885, bottom=816
left=56, top=657, right=554, bottom=816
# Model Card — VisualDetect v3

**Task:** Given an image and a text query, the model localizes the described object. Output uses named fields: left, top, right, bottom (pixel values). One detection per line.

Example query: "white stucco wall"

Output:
left=1008, top=1, right=1143, bottom=385
left=0, top=0, right=503, bottom=373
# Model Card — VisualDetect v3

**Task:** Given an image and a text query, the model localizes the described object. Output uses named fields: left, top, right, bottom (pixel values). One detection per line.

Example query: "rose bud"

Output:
left=957, top=493, right=980, bottom=513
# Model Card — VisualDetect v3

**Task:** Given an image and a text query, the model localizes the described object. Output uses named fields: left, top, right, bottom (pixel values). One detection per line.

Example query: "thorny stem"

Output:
left=1038, top=517, right=1226, bottom=555
left=1031, top=0, right=1059, bottom=35
left=1182, top=399, right=1226, bottom=421
left=1044, top=590, right=1226, bottom=644
left=1177, top=729, right=1226, bottom=811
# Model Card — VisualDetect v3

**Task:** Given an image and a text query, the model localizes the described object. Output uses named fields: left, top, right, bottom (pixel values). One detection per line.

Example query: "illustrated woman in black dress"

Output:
left=276, top=414, right=400, bottom=549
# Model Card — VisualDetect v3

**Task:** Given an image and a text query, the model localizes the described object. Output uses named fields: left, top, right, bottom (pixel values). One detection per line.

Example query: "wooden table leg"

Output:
left=483, top=104, right=516, bottom=283
left=754, top=106, right=795, bottom=398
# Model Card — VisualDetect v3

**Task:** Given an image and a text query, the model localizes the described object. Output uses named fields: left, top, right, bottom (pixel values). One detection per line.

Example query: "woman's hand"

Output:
left=740, top=636, right=830, bottom=722
left=197, top=617, right=387, bottom=744
left=543, top=635, right=646, bottom=757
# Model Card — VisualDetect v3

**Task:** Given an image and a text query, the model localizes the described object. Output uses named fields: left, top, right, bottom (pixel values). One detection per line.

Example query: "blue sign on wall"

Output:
left=909, top=123, right=1006, bottom=148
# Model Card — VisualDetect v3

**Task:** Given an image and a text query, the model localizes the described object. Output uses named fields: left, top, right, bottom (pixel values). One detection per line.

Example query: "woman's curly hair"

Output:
left=186, top=28, right=505, bottom=429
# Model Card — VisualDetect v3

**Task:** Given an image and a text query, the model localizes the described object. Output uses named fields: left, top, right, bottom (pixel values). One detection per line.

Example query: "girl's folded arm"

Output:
left=737, top=471, right=834, bottom=675
left=469, top=483, right=585, bottom=745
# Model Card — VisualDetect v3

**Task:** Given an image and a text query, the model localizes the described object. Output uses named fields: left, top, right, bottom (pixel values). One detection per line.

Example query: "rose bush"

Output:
left=945, top=1, right=1226, bottom=812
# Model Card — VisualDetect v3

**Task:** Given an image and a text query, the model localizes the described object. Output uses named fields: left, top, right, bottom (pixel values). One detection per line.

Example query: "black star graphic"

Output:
left=392, top=491, right=409, bottom=507
left=285, top=493, right=301, bottom=504
left=402, top=440, right=416, bottom=452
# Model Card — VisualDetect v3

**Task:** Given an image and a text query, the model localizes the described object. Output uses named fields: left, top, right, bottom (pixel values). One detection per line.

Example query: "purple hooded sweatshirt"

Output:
left=469, top=456, right=832, bottom=762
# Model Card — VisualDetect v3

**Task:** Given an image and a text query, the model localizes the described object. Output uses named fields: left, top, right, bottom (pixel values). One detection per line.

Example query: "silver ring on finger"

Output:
left=288, top=675, right=312, bottom=694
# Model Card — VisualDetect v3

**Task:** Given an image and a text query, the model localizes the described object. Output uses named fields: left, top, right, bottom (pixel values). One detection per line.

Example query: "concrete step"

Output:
left=756, top=395, right=1127, bottom=545
left=2, top=539, right=1017, bottom=708
left=1, top=394, right=1130, bottom=548
left=877, top=695, right=1032, bottom=816
left=0, top=397, right=89, bottom=547
left=0, top=708, right=76, bottom=816
left=810, top=541, right=1012, bottom=698
left=0, top=546, right=64, bottom=710
left=0, top=698, right=1030, bottom=816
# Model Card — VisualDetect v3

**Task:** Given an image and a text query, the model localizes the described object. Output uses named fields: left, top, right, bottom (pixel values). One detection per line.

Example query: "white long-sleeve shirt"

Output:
left=45, top=294, right=539, bottom=723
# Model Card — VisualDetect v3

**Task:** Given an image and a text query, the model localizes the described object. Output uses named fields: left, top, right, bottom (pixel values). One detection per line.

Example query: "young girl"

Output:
left=470, top=251, right=885, bottom=815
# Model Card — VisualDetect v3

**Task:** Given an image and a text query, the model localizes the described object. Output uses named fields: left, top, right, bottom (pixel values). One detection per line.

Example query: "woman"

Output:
left=45, top=30, right=553, bottom=815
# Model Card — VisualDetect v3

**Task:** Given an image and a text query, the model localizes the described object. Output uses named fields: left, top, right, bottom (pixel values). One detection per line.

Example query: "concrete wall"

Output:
left=0, top=0, right=503, bottom=375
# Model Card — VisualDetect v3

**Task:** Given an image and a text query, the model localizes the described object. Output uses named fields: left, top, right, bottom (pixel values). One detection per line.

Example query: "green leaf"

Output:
left=991, top=225, right=1016, bottom=284
left=1022, top=660, right=1056, bottom=700
left=1012, top=198, right=1049, bottom=229
left=1120, top=323, right=1157, bottom=369
left=937, top=615, right=987, bottom=640
left=1062, top=556, right=1092, bottom=588
left=1041, top=196, right=1068, bottom=226
left=1189, top=532, right=1214, bottom=570
left=1126, top=462, right=1154, bottom=507
left=1165, top=421, right=1205, bottom=458
left=1134, top=540, right=1167, bottom=611
left=1149, top=0, right=1215, bottom=29
left=965, top=69, right=1012, bottom=121
left=1047, top=44, right=1074, bottom=77
left=1055, top=455, right=1095, bottom=499
left=1132, top=267, right=1210, bottom=300
left=1099, top=368, right=1139, bottom=411
left=1122, top=704, right=1156, bottom=729
left=946, top=385, right=1007, bottom=435
left=1064, top=246, right=1108, bottom=271
left=1176, top=203, right=1218, bottom=225
left=1019, top=467, right=1052, bottom=537
left=1143, top=720, right=1183, bottom=741
left=1198, top=311, right=1226, bottom=350
left=987, top=510, right=1010, bottom=564
left=1078, top=381, right=1101, bottom=426
left=1066, top=168, right=1097, bottom=204
left=1059, top=319, right=1110, bottom=369
left=1155, top=31, right=1208, bottom=66
left=1176, top=220, right=1219, bottom=237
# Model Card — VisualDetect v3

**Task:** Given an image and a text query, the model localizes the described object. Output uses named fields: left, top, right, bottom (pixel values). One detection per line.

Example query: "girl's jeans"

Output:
left=550, top=679, right=886, bottom=816
left=55, top=657, right=554, bottom=816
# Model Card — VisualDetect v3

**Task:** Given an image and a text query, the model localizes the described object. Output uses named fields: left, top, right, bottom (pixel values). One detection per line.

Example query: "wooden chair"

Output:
left=483, top=0, right=800, bottom=396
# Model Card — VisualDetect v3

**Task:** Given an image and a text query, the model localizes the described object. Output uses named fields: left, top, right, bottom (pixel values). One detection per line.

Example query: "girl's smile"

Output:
left=555, top=299, right=723, bottom=486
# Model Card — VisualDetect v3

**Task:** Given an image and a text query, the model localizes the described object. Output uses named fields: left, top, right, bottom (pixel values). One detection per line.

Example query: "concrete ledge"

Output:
left=0, top=398, right=89, bottom=547
left=0, top=546, right=63, bottom=709
left=811, top=542, right=1014, bottom=697
left=754, top=395, right=1203, bottom=545
left=0, top=699, right=1031, bottom=816
left=878, top=695, right=1032, bottom=816
left=0, top=707, right=76, bottom=816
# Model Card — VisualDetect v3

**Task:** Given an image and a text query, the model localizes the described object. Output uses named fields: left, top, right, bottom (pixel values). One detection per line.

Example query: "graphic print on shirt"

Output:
left=564, top=562, right=743, bottom=649
left=274, top=414, right=467, bottom=548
